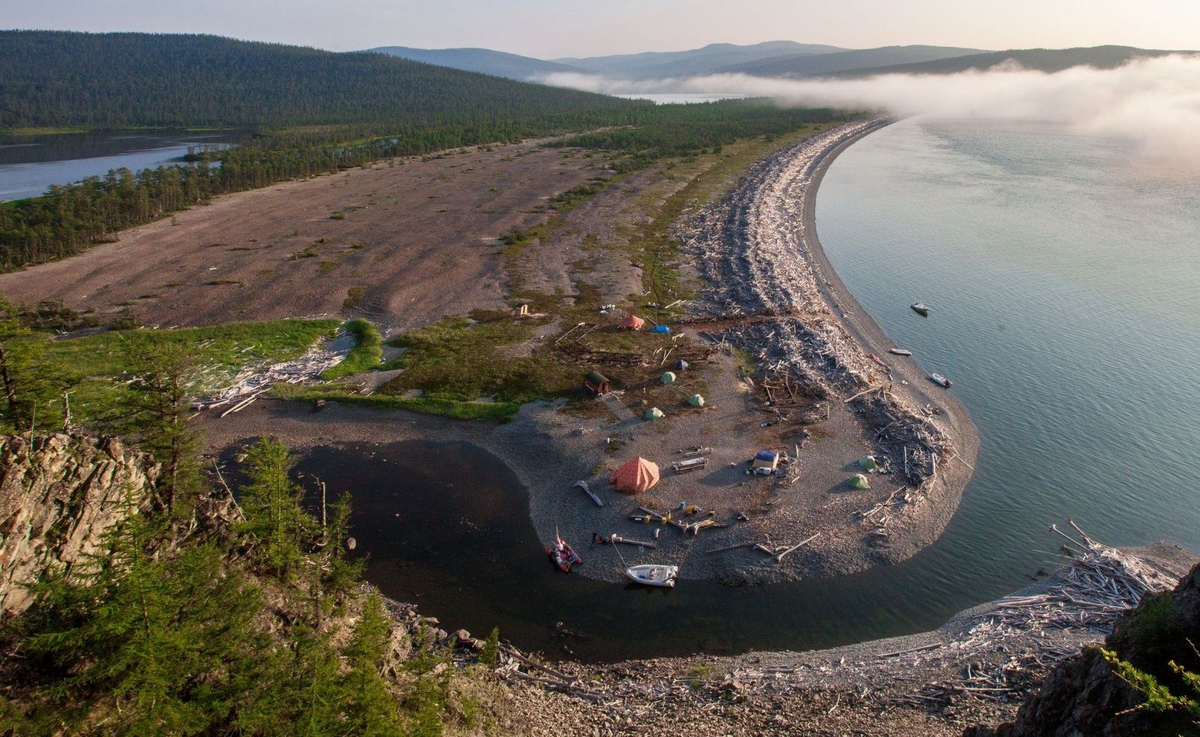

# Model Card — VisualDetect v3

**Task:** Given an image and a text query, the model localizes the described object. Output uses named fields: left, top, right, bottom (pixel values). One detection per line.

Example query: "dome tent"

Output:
left=688, top=393, right=705, bottom=407
left=610, top=457, right=660, bottom=494
left=661, top=371, right=676, bottom=384
left=643, top=406, right=664, bottom=420
left=620, top=314, right=645, bottom=330
left=857, top=455, right=878, bottom=471
left=848, top=473, right=871, bottom=490
left=674, top=359, right=689, bottom=371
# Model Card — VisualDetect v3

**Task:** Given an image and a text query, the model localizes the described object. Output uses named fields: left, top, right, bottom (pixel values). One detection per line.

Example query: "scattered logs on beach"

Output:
left=192, top=345, right=350, bottom=416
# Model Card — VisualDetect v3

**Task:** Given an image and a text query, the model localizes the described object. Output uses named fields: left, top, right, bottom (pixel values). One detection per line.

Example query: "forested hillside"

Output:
left=0, top=31, right=632, bottom=130
left=0, top=32, right=850, bottom=272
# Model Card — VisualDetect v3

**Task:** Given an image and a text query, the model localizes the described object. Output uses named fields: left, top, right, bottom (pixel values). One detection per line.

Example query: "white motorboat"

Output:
left=929, top=373, right=952, bottom=388
left=888, top=348, right=913, bottom=356
left=625, top=564, right=679, bottom=588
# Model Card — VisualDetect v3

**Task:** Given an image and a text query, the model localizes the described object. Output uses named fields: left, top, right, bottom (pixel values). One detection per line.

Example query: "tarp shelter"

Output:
left=584, top=371, right=611, bottom=395
left=674, top=359, right=689, bottom=371
left=848, top=473, right=871, bottom=490
left=643, top=406, right=664, bottom=421
left=661, top=371, right=676, bottom=384
left=752, top=450, right=779, bottom=472
left=610, top=457, right=660, bottom=494
left=650, top=325, right=671, bottom=334
left=620, top=315, right=645, bottom=330
left=858, top=455, right=878, bottom=471
left=688, top=393, right=705, bottom=407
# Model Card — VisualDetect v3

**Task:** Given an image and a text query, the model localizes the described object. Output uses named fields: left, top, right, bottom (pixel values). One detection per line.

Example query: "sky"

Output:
left=5, top=0, right=1200, bottom=58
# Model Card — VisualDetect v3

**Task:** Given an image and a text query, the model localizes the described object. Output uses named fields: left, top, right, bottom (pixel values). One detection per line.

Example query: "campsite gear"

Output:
left=687, top=393, right=705, bottom=407
left=661, top=371, right=676, bottom=384
left=620, top=314, right=645, bottom=330
left=858, top=455, right=878, bottom=472
left=848, top=473, right=871, bottom=490
left=911, top=303, right=931, bottom=316
left=888, top=348, right=913, bottom=356
left=573, top=480, right=603, bottom=507
left=674, top=359, right=689, bottom=371
left=671, top=456, right=709, bottom=474
left=751, top=450, right=779, bottom=474
left=868, top=353, right=888, bottom=369
left=643, top=407, right=664, bottom=421
left=546, top=529, right=581, bottom=573
left=583, top=371, right=611, bottom=395
left=650, top=325, right=671, bottom=334
left=929, top=373, right=952, bottom=388
left=625, top=564, right=679, bottom=588
left=610, top=457, right=660, bottom=493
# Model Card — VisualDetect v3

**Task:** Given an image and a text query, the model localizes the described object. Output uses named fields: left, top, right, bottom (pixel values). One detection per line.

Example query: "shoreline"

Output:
left=682, top=117, right=981, bottom=573
left=802, top=118, right=982, bottom=565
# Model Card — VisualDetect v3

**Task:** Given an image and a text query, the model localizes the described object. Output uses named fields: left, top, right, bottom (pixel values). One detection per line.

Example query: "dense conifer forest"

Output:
left=0, top=31, right=848, bottom=271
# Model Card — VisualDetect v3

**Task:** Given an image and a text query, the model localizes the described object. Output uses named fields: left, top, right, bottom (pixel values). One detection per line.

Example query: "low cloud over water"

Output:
left=539, top=55, right=1200, bottom=171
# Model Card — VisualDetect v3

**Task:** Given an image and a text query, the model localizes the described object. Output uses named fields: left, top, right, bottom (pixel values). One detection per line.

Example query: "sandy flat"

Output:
left=0, top=141, right=608, bottom=331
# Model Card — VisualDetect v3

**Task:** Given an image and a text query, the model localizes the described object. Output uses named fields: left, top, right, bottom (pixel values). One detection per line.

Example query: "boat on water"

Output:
left=546, top=529, right=582, bottom=573
left=888, top=348, right=913, bottom=356
left=911, top=302, right=931, bottom=316
left=625, top=564, right=679, bottom=588
left=929, top=373, right=952, bottom=388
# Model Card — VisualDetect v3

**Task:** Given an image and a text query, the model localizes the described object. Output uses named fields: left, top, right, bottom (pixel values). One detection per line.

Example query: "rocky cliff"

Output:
left=970, top=561, right=1200, bottom=736
left=0, top=433, right=158, bottom=616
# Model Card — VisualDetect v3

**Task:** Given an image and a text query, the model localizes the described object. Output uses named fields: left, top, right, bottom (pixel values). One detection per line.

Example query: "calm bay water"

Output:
left=0, top=130, right=246, bottom=201
left=291, top=117, right=1199, bottom=662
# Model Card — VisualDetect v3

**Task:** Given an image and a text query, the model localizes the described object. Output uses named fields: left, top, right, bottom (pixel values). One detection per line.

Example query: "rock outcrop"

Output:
left=0, top=433, right=158, bottom=616
left=969, top=561, right=1200, bottom=736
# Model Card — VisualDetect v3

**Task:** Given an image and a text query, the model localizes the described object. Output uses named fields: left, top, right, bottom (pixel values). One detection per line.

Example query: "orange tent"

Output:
left=610, top=457, right=660, bottom=494
left=620, top=314, right=646, bottom=331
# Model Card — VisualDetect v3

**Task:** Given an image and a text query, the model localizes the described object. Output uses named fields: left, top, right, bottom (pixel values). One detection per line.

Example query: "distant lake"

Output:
left=0, top=130, right=249, bottom=201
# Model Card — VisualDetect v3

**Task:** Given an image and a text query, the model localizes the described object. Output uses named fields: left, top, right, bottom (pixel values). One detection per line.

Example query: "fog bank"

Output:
left=539, top=55, right=1200, bottom=171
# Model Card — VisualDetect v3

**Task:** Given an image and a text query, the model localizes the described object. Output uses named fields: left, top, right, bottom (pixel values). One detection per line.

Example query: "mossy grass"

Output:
left=321, top=318, right=383, bottom=380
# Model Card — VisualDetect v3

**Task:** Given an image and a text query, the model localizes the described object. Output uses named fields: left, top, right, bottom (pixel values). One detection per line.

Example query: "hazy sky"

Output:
left=6, top=0, right=1199, bottom=58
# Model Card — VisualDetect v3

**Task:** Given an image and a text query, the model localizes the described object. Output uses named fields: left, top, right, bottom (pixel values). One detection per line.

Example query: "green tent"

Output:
left=688, top=393, right=705, bottom=407
left=858, top=455, right=878, bottom=471
left=644, top=407, right=665, bottom=421
left=848, top=473, right=871, bottom=490
left=661, top=371, right=677, bottom=384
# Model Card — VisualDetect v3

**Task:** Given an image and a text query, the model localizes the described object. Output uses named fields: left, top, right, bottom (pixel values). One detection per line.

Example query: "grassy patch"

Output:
left=343, top=286, right=366, bottom=309
left=18, top=318, right=339, bottom=424
left=321, top=319, right=383, bottom=380
left=273, top=384, right=521, bottom=422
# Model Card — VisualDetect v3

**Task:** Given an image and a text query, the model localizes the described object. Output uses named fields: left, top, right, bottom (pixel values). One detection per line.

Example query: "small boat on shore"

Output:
left=546, top=529, right=582, bottom=573
left=911, top=302, right=931, bottom=317
left=888, top=348, right=913, bottom=356
left=929, top=373, right=952, bottom=388
left=625, top=564, right=679, bottom=588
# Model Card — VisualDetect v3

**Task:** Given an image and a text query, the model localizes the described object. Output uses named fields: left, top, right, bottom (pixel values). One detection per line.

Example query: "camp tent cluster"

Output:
left=610, top=457, right=660, bottom=494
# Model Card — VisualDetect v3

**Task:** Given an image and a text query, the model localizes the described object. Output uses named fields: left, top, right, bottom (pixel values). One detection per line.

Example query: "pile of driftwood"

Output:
left=495, top=644, right=604, bottom=703
left=891, top=521, right=1180, bottom=710
left=631, top=505, right=728, bottom=536
left=193, top=345, right=348, bottom=417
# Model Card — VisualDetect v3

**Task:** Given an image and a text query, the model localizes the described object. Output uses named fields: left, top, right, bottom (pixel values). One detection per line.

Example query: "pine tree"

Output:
left=237, top=438, right=314, bottom=582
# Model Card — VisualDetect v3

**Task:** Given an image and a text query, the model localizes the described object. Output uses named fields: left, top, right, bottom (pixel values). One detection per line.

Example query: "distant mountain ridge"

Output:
left=367, top=46, right=585, bottom=81
left=355, top=40, right=1192, bottom=86
left=719, top=45, right=986, bottom=77
left=554, top=41, right=846, bottom=79
left=821, top=45, right=1192, bottom=77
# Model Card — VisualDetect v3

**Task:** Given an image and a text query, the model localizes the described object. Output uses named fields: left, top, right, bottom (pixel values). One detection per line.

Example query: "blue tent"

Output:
left=650, top=325, right=670, bottom=334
